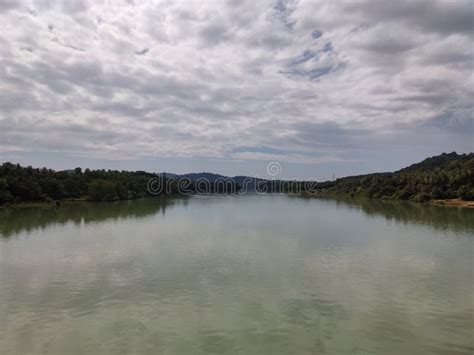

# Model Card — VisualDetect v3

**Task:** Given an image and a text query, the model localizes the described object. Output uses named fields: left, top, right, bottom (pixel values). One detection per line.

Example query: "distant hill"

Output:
left=157, top=172, right=180, bottom=179
left=156, top=173, right=279, bottom=192
left=397, top=152, right=474, bottom=173
left=1, top=152, right=472, bottom=205
left=181, top=172, right=229, bottom=182
left=158, top=172, right=254, bottom=182
left=308, top=152, right=474, bottom=202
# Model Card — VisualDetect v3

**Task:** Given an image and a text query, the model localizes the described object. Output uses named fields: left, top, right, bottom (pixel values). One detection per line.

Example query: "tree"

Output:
left=88, top=180, right=118, bottom=202
left=458, top=186, right=474, bottom=201
left=0, top=178, right=13, bottom=204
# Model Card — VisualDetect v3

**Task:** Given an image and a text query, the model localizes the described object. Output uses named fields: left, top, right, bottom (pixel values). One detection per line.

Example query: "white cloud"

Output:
left=0, top=0, right=472, bottom=176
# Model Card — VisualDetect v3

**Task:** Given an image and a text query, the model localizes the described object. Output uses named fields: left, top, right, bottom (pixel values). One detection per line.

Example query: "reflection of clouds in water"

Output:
left=399, top=255, right=436, bottom=274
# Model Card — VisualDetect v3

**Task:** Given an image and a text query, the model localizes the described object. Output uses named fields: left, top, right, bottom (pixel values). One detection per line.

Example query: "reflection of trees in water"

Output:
left=289, top=195, right=474, bottom=234
left=1, top=196, right=472, bottom=238
left=0, top=197, right=189, bottom=238
left=333, top=197, right=474, bottom=234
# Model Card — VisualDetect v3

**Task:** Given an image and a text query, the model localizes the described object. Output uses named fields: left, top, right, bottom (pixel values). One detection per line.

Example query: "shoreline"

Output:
left=1, top=198, right=88, bottom=209
left=298, top=192, right=474, bottom=209
left=3, top=195, right=474, bottom=209
left=430, top=198, right=474, bottom=208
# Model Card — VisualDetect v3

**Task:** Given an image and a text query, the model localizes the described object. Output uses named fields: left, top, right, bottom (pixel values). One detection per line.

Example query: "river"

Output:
left=0, top=195, right=472, bottom=354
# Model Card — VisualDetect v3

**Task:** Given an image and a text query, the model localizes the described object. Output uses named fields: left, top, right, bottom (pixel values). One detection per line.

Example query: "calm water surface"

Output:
left=0, top=195, right=473, bottom=354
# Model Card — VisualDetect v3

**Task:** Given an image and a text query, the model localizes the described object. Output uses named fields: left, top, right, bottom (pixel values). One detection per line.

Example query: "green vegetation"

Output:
left=1, top=152, right=472, bottom=205
left=0, top=164, right=159, bottom=204
left=303, top=152, right=474, bottom=202
left=0, top=163, right=241, bottom=205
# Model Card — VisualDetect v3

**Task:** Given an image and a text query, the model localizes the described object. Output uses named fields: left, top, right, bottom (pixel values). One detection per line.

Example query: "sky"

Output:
left=0, top=0, right=473, bottom=180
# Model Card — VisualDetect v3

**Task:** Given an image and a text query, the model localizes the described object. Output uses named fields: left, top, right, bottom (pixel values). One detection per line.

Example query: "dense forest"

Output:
left=302, top=152, right=474, bottom=202
left=0, top=152, right=472, bottom=205
left=0, top=163, right=239, bottom=205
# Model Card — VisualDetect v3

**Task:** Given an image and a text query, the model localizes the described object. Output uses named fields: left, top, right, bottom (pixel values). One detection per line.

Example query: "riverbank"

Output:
left=3, top=195, right=474, bottom=209
left=0, top=195, right=191, bottom=209
left=431, top=198, right=474, bottom=208
left=0, top=198, right=88, bottom=209
left=299, top=191, right=474, bottom=209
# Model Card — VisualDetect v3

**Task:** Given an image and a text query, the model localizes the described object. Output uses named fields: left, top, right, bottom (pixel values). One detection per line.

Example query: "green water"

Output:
left=0, top=196, right=473, bottom=354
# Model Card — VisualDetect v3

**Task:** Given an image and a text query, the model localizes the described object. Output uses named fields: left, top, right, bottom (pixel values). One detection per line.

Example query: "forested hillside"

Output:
left=0, top=163, right=238, bottom=204
left=1, top=152, right=472, bottom=205
left=306, top=152, right=474, bottom=202
left=0, top=164, right=158, bottom=204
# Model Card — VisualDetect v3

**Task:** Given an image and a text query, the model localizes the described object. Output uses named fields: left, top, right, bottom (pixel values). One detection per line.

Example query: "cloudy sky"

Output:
left=0, top=0, right=473, bottom=179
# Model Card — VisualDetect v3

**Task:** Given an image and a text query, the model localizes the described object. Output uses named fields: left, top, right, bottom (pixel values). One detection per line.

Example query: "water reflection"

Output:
left=291, top=196, right=474, bottom=234
left=0, top=197, right=189, bottom=238
left=3, top=195, right=472, bottom=239
left=0, top=195, right=472, bottom=354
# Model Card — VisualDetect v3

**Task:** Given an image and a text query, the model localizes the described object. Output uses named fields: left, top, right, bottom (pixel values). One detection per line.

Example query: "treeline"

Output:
left=0, top=163, right=239, bottom=205
left=1, top=152, right=472, bottom=205
left=303, top=152, right=474, bottom=202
